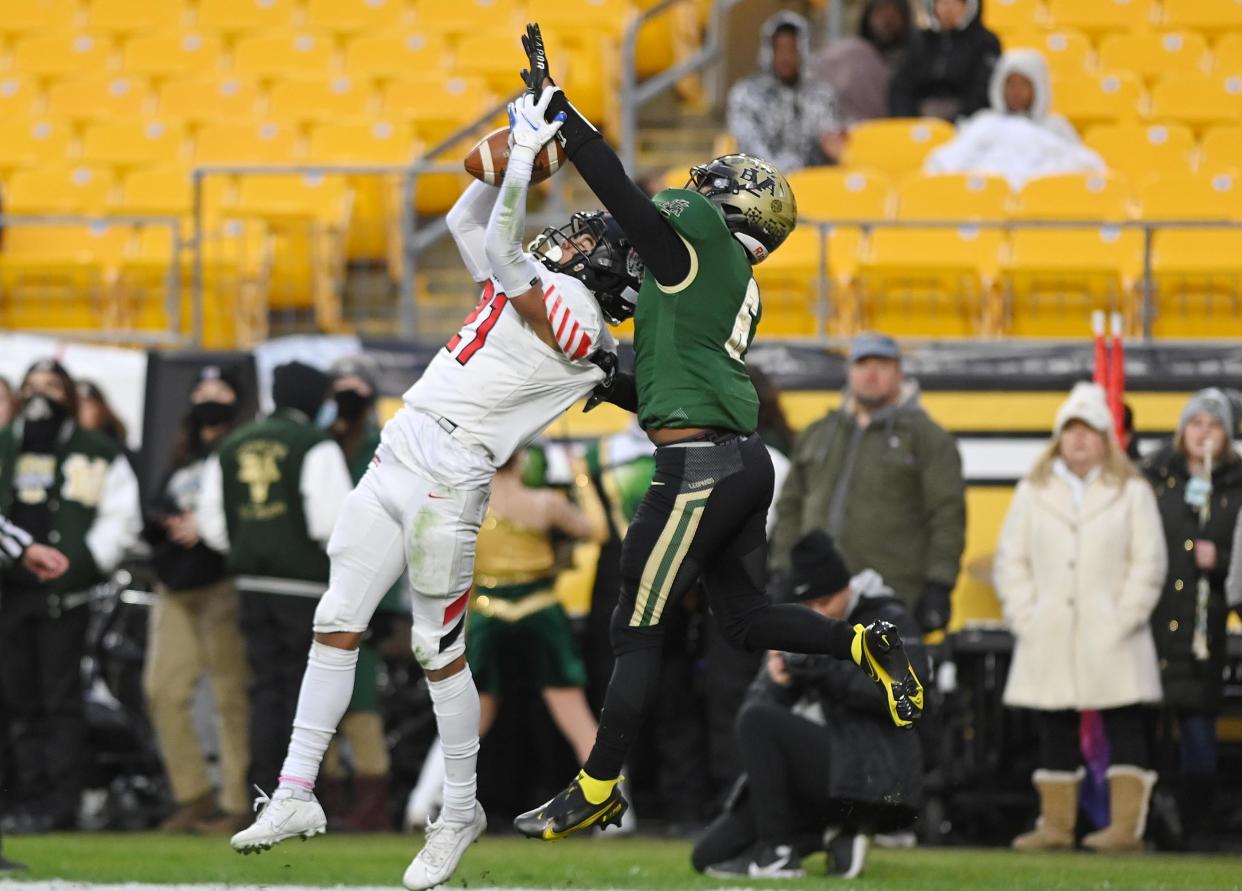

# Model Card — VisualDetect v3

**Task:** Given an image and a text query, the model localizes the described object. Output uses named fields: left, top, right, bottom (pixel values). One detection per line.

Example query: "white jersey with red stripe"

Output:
left=391, top=267, right=614, bottom=471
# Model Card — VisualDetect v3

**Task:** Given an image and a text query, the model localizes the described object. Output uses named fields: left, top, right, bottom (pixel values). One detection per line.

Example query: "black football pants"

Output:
left=583, top=433, right=854, bottom=781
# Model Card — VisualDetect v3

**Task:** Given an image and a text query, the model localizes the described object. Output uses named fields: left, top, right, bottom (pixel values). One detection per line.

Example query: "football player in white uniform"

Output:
left=230, top=90, right=641, bottom=891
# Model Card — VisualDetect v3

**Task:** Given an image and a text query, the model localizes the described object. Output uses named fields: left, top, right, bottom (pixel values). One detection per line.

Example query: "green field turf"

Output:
left=2, top=833, right=1239, bottom=891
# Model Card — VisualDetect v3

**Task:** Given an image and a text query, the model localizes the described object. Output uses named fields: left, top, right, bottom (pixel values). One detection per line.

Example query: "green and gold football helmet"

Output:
left=686, top=153, right=797, bottom=265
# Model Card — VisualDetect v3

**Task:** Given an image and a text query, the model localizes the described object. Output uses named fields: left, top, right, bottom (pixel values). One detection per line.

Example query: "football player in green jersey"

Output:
left=512, top=24, right=924, bottom=853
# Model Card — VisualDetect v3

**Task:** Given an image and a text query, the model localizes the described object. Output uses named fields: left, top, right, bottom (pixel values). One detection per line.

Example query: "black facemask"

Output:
left=190, top=400, right=237, bottom=427
left=334, top=389, right=372, bottom=422
left=21, top=393, right=70, bottom=451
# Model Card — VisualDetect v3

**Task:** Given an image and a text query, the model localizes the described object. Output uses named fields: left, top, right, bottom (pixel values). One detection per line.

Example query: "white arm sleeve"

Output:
left=196, top=454, right=230, bottom=553
left=85, top=455, right=143, bottom=574
left=301, top=439, right=352, bottom=546
left=485, top=156, right=542, bottom=297
left=447, top=180, right=501, bottom=283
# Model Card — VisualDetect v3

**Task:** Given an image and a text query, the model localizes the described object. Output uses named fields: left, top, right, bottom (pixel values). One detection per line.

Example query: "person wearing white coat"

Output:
left=995, top=382, right=1166, bottom=853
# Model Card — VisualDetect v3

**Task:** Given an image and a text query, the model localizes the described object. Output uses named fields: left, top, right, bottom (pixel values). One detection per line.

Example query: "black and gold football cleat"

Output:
left=513, top=771, right=628, bottom=840
left=851, top=620, right=924, bottom=728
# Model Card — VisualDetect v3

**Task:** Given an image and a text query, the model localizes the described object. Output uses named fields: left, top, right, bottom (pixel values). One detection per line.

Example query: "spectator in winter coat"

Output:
left=813, top=0, right=913, bottom=125
left=924, top=49, right=1104, bottom=189
left=726, top=11, right=844, bottom=173
left=1143, top=389, right=1242, bottom=848
left=889, top=0, right=1001, bottom=121
left=770, top=332, right=965, bottom=632
left=997, top=382, right=1166, bottom=854
left=691, top=530, right=929, bottom=881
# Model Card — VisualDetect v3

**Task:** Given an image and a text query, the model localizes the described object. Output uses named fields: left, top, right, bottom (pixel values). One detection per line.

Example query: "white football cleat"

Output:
left=230, top=786, right=326, bottom=854
left=402, top=803, right=487, bottom=891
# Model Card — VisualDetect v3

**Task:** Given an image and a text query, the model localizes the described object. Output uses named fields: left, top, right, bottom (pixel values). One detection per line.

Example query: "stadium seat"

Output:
left=1050, top=71, right=1145, bottom=131
left=232, top=32, right=335, bottom=81
left=81, top=120, right=187, bottom=172
left=895, top=173, right=1012, bottom=220
left=0, top=119, right=72, bottom=172
left=268, top=77, right=371, bottom=127
left=1083, top=123, right=1196, bottom=181
left=1149, top=72, right=1242, bottom=130
left=304, top=0, right=410, bottom=35
left=1004, top=172, right=1140, bottom=336
left=4, top=165, right=115, bottom=214
left=1162, top=0, right=1242, bottom=37
left=158, top=77, right=261, bottom=125
left=1097, top=30, right=1209, bottom=83
left=452, top=32, right=539, bottom=97
left=1212, top=32, right=1242, bottom=74
left=122, top=32, right=224, bottom=81
left=194, top=0, right=296, bottom=37
left=12, top=33, right=112, bottom=79
left=842, top=118, right=955, bottom=180
left=0, top=76, right=40, bottom=118
left=112, top=165, right=196, bottom=216
left=983, top=0, right=1047, bottom=33
left=1139, top=172, right=1242, bottom=336
left=413, top=0, right=527, bottom=38
left=1045, top=0, right=1157, bottom=35
left=1003, top=30, right=1094, bottom=78
left=87, top=0, right=187, bottom=35
left=0, top=1, right=81, bottom=47
left=194, top=120, right=301, bottom=164
left=528, top=0, right=635, bottom=37
left=344, top=32, right=450, bottom=84
left=46, top=76, right=149, bottom=124
left=1200, top=125, right=1242, bottom=175
left=383, top=75, right=497, bottom=144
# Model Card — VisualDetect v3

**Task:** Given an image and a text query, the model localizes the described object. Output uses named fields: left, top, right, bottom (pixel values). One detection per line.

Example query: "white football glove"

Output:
left=507, top=86, right=565, bottom=169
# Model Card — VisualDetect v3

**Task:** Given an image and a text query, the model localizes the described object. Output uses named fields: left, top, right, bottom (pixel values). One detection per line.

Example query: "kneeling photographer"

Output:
left=693, top=530, right=933, bottom=880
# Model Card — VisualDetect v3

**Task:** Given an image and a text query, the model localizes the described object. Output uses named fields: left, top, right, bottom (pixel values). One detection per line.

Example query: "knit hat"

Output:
left=1177, top=388, right=1234, bottom=443
left=1054, top=382, right=1113, bottom=438
left=271, top=361, right=330, bottom=420
left=788, top=529, right=853, bottom=602
left=329, top=356, right=378, bottom=395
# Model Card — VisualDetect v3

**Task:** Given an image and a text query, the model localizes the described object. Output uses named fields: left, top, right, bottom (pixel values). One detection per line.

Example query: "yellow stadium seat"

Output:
left=1005, top=173, right=1139, bottom=336
left=195, top=0, right=295, bottom=36
left=232, top=32, right=334, bottom=80
left=0, top=1, right=81, bottom=46
left=304, top=0, right=410, bottom=35
left=752, top=229, right=822, bottom=337
left=1097, top=30, right=1209, bottom=83
left=113, top=165, right=196, bottom=216
left=1046, top=0, right=1156, bottom=35
left=0, top=76, right=40, bottom=118
left=1083, top=122, right=1196, bottom=181
left=81, top=120, right=186, bottom=172
left=413, top=0, right=526, bottom=38
left=12, top=33, right=111, bottom=79
left=5, top=166, right=115, bottom=213
left=1003, top=29, right=1093, bottom=78
left=46, top=76, right=149, bottom=123
left=88, top=0, right=187, bottom=35
left=451, top=32, right=535, bottom=97
left=1149, top=72, right=1242, bottom=130
left=158, top=77, right=260, bottom=125
left=895, top=173, right=1012, bottom=220
left=1163, top=0, right=1242, bottom=37
left=1213, top=32, right=1242, bottom=74
left=195, top=120, right=301, bottom=164
left=122, top=32, right=224, bottom=80
left=268, top=77, right=371, bottom=126
left=0, top=119, right=72, bottom=172
left=842, top=118, right=955, bottom=180
left=1200, top=125, right=1242, bottom=175
left=984, top=0, right=1047, bottom=32
left=1050, top=70, right=1145, bottom=130
left=1139, top=172, right=1242, bottom=336
left=344, top=32, right=450, bottom=84
left=383, top=75, right=496, bottom=143
left=528, top=0, right=636, bottom=36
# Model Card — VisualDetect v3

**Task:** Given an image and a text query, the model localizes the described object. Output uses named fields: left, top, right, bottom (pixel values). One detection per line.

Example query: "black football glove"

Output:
left=914, top=580, right=953, bottom=633
left=520, top=22, right=555, bottom=94
left=584, top=349, right=617, bottom=413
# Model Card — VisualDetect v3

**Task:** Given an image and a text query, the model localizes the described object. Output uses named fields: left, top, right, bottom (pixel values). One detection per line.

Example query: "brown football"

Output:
left=463, top=127, right=566, bottom=186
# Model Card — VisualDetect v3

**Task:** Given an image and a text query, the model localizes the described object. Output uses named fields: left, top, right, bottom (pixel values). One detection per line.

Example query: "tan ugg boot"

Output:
left=1083, top=766, right=1156, bottom=853
left=1013, top=769, right=1082, bottom=851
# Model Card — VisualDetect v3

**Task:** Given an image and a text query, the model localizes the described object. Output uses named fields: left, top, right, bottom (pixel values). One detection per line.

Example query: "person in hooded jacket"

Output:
left=692, top=530, right=929, bottom=880
left=1143, top=389, right=1242, bottom=848
left=0, top=358, right=142, bottom=831
left=813, top=0, right=913, bottom=125
left=727, top=10, right=844, bottom=172
left=770, top=333, right=965, bottom=632
left=889, top=0, right=1001, bottom=121
left=924, top=48, right=1104, bottom=189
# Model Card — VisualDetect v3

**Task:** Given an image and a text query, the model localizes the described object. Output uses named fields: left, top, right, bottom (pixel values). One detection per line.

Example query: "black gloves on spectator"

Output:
left=915, top=580, right=954, bottom=633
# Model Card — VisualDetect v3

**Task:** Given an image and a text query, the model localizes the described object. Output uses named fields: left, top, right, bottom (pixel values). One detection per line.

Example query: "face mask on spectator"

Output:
left=21, top=393, right=70, bottom=450
left=333, top=389, right=371, bottom=422
left=190, top=400, right=237, bottom=427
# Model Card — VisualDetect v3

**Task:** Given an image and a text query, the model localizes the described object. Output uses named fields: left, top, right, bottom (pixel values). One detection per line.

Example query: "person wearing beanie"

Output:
left=1142, top=387, right=1242, bottom=849
left=141, top=363, right=251, bottom=834
left=0, top=358, right=142, bottom=832
left=997, top=381, right=1166, bottom=853
left=888, top=0, right=1000, bottom=120
left=196, top=361, right=352, bottom=798
left=692, top=529, right=929, bottom=880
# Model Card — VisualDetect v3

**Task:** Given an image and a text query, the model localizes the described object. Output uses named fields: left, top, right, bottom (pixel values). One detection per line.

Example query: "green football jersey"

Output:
left=633, top=188, right=761, bottom=433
